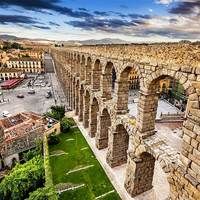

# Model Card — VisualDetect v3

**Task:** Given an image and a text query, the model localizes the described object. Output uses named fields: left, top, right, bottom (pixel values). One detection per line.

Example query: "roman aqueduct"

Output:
left=51, top=43, right=200, bottom=200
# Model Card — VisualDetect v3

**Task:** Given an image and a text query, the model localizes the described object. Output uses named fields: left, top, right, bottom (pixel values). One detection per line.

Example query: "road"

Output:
left=0, top=54, right=67, bottom=118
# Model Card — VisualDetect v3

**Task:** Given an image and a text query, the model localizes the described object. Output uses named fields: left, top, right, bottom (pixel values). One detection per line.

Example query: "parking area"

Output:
left=0, top=54, right=67, bottom=118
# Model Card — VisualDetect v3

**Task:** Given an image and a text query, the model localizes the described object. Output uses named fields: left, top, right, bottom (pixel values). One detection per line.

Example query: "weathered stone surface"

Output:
left=51, top=43, right=200, bottom=200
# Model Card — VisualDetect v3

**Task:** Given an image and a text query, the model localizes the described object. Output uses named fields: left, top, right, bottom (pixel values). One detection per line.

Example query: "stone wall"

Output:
left=51, top=43, right=200, bottom=199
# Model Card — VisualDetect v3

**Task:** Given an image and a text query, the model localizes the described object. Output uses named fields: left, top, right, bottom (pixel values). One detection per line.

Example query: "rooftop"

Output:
left=0, top=67, right=23, bottom=73
left=8, top=57, right=42, bottom=62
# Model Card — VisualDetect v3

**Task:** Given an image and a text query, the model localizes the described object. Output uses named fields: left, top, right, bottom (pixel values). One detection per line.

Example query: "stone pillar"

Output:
left=101, top=72, right=112, bottom=100
left=115, top=80, right=129, bottom=113
left=75, top=83, right=79, bottom=115
left=89, top=99, right=99, bottom=138
left=83, top=93, right=90, bottom=128
left=95, top=112, right=111, bottom=149
left=78, top=87, right=84, bottom=121
left=136, top=90, right=158, bottom=138
left=92, top=62, right=101, bottom=90
left=80, top=62, right=85, bottom=81
left=73, top=81, right=76, bottom=110
left=106, top=125, right=129, bottom=167
left=124, top=152, right=155, bottom=197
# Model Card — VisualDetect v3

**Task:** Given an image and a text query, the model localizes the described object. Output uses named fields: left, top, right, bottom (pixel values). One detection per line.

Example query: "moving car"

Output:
left=17, top=94, right=24, bottom=98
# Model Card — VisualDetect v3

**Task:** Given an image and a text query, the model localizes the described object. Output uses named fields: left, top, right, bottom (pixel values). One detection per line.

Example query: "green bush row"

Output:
left=43, top=135, right=58, bottom=200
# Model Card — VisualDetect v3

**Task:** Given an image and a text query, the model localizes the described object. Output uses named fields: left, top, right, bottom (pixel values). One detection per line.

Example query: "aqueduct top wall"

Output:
left=51, top=43, right=200, bottom=200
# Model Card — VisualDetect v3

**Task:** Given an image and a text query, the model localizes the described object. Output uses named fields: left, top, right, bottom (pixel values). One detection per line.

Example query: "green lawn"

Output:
left=49, top=126, right=121, bottom=200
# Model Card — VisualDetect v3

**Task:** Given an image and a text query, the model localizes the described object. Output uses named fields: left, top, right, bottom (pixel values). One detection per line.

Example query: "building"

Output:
left=0, top=112, right=60, bottom=170
left=18, top=50, right=44, bottom=59
left=6, top=57, right=44, bottom=74
left=0, top=67, right=23, bottom=81
left=129, top=68, right=139, bottom=90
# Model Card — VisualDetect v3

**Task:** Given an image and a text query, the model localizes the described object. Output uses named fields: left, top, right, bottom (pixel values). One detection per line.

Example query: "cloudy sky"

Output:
left=0, top=0, right=199, bottom=42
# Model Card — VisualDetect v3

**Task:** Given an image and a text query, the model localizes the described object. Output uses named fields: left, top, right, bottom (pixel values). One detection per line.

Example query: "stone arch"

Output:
left=101, top=61, right=116, bottom=100
left=85, top=57, right=92, bottom=84
left=115, top=66, right=134, bottom=112
left=92, top=59, right=102, bottom=90
left=78, top=84, right=84, bottom=121
left=83, top=90, right=90, bottom=128
left=124, top=152, right=156, bottom=197
left=75, top=79, right=80, bottom=115
left=89, top=97, right=99, bottom=137
left=136, top=70, right=200, bottom=193
left=95, top=108, right=111, bottom=149
left=137, top=71, right=198, bottom=137
left=106, top=124, right=129, bottom=167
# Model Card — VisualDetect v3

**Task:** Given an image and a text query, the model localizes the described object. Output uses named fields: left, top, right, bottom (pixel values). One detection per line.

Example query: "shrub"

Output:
left=48, top=133, right=60, bottom=145
left=28, top=187, right=56, bottom=200
left=0, top=156, right=44, bottom=200
left=47, top=105, right=65, bottom=120
left=60, top=117, right=73, bottom=133
left=23, top=139, right=43, bottom=161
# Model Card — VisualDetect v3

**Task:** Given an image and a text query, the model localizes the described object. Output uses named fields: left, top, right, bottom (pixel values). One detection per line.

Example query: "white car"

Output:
left=2, top=111, right=11, bottom=118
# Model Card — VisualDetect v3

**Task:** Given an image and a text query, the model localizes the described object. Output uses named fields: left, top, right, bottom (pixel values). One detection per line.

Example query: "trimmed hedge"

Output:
left=43, top=135, right=58, bottom=200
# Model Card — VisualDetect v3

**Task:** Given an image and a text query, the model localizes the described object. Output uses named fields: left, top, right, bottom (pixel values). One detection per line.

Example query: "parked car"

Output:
left=45, top=91, right=52, bottom=98
left=17, top=94, right=24, bottom=98
left=41, top=83, right=46, bottom=87
left=28, top=89, right=35, bottom=94
left=2, top=111, right=11, bottom=117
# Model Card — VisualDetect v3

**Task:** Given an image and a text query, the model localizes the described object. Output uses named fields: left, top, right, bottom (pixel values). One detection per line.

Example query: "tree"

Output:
left=45, top=105, right=65, bottom=120
left=0, top=156, right=44, bottom=200
left=60, top=117, right=73, bottom=132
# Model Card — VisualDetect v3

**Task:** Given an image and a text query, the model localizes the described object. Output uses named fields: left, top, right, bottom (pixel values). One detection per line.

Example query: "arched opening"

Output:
left=92, top=59, right=102, bottom=90
left=95, top=108, right=111, bottom=149
left=128, top=73, right=200, bottom=199
left=75, top=80, right=80, bottom=115
left=85, top=57, right=92, bottom=84
left=83, top=90, right=90, bottom=128
left=78, top=84, right=84, bottom=121
left=136, top=75, right=188, bottom=148
left=89, top=97, right=99, bottom=138
left=106, top=124, right=129, bottom=167
left=101, top=62, right=116, bottom=100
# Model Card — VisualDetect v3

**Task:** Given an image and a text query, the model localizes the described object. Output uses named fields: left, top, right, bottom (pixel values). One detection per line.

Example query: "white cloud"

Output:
left=156, top=0, right=173, bottom=5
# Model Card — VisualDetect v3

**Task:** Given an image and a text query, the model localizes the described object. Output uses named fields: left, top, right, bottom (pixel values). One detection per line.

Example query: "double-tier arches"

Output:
left=125, top=68, right=200, bottom=198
